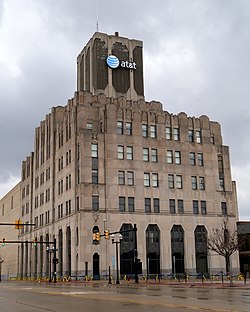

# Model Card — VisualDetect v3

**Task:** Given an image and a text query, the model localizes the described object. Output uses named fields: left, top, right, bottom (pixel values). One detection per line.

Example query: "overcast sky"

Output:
left=0, top=0, right=250, bottom=220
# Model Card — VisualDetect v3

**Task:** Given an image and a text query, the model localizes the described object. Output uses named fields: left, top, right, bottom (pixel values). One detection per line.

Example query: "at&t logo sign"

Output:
left=106, top=55, right=136, bottom=70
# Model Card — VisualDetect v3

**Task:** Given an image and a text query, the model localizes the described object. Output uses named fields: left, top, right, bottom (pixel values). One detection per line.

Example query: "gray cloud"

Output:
left=0, top=0, right=250, bottom=220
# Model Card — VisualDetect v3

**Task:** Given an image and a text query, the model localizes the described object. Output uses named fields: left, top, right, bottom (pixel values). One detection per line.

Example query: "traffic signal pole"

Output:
left=94, top=225, right=139, bottom=283
left=53, top=238, right=57, bottom=283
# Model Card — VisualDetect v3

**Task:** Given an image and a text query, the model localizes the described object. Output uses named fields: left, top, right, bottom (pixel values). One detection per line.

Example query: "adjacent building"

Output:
left=1, top=32, right=240, bottom=280
left=0, top=182, right=21, bottom=279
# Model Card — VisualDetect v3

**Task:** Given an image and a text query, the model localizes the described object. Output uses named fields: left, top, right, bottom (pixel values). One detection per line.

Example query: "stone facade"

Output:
left=18, top=91, right=239, bottom=279
left=0, top=182, right=21, bottom=279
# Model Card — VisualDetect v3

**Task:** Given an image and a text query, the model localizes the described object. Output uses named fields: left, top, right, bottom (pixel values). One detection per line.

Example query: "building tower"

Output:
left=77, top=32, right=144, bottom=101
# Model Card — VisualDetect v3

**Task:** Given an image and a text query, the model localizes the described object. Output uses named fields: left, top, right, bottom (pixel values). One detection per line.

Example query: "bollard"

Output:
left=221, top=271, right=224, bottom=284
left=108, top=266, right=112, bottom=284
left=244, top=271, right=247, bottom=286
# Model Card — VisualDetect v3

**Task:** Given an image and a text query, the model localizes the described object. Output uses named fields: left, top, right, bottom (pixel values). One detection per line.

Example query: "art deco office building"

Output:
left=18, top=32, right=239, bottom=280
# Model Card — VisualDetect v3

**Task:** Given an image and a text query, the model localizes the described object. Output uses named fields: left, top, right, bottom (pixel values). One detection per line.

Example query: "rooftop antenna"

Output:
left=96, top=0, right=99, bottom=32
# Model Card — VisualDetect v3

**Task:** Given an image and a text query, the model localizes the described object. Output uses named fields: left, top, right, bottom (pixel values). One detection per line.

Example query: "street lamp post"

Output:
left=111, top=234, right=122, bottom=285
left=46, top=246, right=52, bottom=282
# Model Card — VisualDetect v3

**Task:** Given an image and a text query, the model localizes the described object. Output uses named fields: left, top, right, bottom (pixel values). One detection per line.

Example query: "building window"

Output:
left=197, top=153, right=204, bottom=166
left=190, top=152, right=196, bottom=165
left=126, top=146, right=133, bottom=160
left=221, top=202, right=227, bottom=215
left=168, top=174, right=174, bottom=188
left=145, top=198, right=151, bottom=213
left=175, top=151, right=181, bottom=164
left=173, top=128, right=180, bottom=141
left=92, top=169, right=98, bottom=184
left=191, top=176, right=197, bottom=190
left=169, top=199, right=176, bottom=214
left=76, top=196, right=80, bottom=211
left=201, top=201, right=207, bottom=214
left=69, top=200, right=71, bottom=215
left=167, top=150, right=173, bottom=164
left=92, top=196, right=99, bottom=211
left=118, top=145, right=124, bottom=159
left=142, top=124, right=148, bottom=137
left=91, top=143, right=98, bottom=158
left=151, top=148, right=158, bottom=162
left=118, top=171, right=125, bottom=185
left=219, top=177, right=225, bottom=191
left=128, top=197, right=135, bottom=212
left=58, top=204, right=63, bottom=219
left=144, top=173, right=150, bottom=187
left=153, top=198, right=160, bottom=213
left=178, top=199, right=184, bottom=214
left=188, top=129, right=194, bottom=142
left=21, top=205, right=25, bottom=216
left=119, top=197, right=126, bottom=212
left=66, top=201, right=69, bottom=216
left=193, top=200, right=199, bottom=214
left=143, top=148, right=149, bottom=161
left=152, top=173, right=159, bottom=187
left=176, top=175, right=183, bottom=189
left=117, top=121, right=123, bottom=134
left=211, top=133, right=215, bottom=144
left=199, top=176, right=205, bottom=190
left=87, top=122, right=93, bottom=130
left=125, top=122, right=132, bottom=135
left=127, top=171, right=134, bottom=186
left=196, top=130, right=202, bottom=143
left=66, top=176, right=69, bottom=190
left=166, top=127, right=171, bottom=140
left=150, top=125, right=156, bottom=138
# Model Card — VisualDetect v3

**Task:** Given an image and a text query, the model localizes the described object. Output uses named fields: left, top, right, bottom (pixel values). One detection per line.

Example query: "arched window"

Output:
left=58, top=229, right=63, bottom=277
left=146, top=224, right=160, bottom=276
left=120, top=223, right=134, bottom=275
left=39, top=235, right=43, bottom=277
left=195, top=225, right=208, bottom=275
left=171, top=225, right=185, bottom=274
left=66, top=226, right=71, bottom=276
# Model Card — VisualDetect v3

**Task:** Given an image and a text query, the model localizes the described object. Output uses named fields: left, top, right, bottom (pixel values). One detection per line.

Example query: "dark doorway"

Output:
left=93, top=253, right=100, bottom=280
left=39, top=236, right=43, bottom=277
left=171, top=225, right=185, bottom=274
left=146, top=224, right=160, bottom=276
left=195, top=225, right=208, bottom=275
left=120, top=223, right=134, bottom=275
left=58, top=229, right=63, bottom=277
left=66, top=226, right=71, bottom=276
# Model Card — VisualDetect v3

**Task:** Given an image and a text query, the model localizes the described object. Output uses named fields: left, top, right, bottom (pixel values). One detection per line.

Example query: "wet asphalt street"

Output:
left=0, top=281, right=250, bottom=312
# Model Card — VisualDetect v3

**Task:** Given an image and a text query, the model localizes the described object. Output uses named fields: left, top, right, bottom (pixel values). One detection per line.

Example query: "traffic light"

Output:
left=95, top=232, right=100, bottom=241
left=15, top=219, right=22, bottom=229
left=2, top=238, right=5, bottom=246
left=93, top=232, right=100, bottom=242
left=104, top=229, right=110, bottom=240
left=33, top=237, right=37, bottom=247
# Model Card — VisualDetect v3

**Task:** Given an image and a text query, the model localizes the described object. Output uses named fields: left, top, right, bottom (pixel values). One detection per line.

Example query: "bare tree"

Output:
left=207, top=218, right=244, bottom=275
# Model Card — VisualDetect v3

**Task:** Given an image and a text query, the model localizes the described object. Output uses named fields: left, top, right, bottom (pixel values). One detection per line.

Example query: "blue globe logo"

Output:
left=106, top=55, right=120, bottom=69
